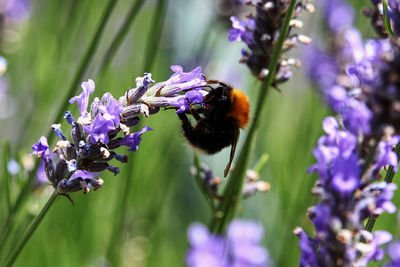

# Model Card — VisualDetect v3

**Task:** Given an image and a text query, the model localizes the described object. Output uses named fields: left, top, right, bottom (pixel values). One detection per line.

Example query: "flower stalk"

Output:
left=4, top=192, right=58, bottom=267
left=209, top=0, right=298, bottom=234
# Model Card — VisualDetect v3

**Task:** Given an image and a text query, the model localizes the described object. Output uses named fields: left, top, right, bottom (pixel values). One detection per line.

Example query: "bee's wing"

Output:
left=224, top=128, right=240, bottom=177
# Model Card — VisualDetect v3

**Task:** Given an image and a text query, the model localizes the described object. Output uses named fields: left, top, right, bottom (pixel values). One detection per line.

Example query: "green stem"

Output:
left=4, top=192, right=57, bottom=267
left=2, top=141, right=11, bottom=214
left=209, top=0, right=298, bottom=234
left=364, top=142, right=400, bottom=233
left=99, top=0, right=147, bottom=76
left=0, top=0, right=118, bottom=256
left=254, top=153, right=269, bottom=174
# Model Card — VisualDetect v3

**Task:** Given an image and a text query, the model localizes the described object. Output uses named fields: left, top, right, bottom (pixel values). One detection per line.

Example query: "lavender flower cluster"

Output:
left=297, top=0, right=400, bottom=265
left=307, top=0, right=400, bottom=140
left=295, top=117, right=397, bottom=266
left=31, top=65, right=208, bottom=196
left=228, top=0, right=314, bottom=81
left=186, top=219, right=270, bottom=267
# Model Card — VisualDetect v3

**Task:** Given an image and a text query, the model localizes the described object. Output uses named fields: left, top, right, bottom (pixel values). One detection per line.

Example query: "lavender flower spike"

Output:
left=296, top=117, right=397, bottom=267
left=229, top=0, right=313, bottom=80
left=31, top=65, right=214, bottom=196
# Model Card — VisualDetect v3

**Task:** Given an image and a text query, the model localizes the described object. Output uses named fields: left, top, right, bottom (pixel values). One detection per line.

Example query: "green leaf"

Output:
left=254, top=153, right=269, bottom=174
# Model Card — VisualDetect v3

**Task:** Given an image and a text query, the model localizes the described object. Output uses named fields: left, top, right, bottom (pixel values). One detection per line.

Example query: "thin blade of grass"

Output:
left=2, top=141, right=11, bottom=215
left=99, top=0, right=147, bottom=76
left=3, top=192, right=57, bottom=267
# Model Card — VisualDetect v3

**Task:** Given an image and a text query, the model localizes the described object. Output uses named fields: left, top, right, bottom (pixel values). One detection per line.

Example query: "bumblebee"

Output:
left=177, top=79, right=250, bottom=177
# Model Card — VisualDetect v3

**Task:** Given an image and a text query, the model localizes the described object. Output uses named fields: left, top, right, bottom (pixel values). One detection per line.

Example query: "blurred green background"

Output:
left=0, top=0, right=399, bottom=266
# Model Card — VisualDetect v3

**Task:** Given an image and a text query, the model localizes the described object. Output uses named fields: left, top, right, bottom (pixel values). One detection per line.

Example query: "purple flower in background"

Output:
left=357, top=231, right=392, bottom=266
left=186, top=223, right=225, bottom=267
left=297, top=117, right=397, bottom=266
left=305, top=45, right=339, bottom=90
left=227, top=220, right=269, bottom=266
left=375, top=136, right=400, bottom=173
left=69, top=79, right=95, bottom=117
left=385, top=241, right=400, bottom=267
left=1, top=0, right=31, bottom=23
left=294, top=228, right=319, bottom=267
left=228, top=16, right=255, bottom=44
left=308, top=0, right=400, bottom=140
left=340, top=99, right=372, bottom=135
left=319, top=0, right=354, bottom=32
left=186, top=219, right=270, bottom=267
left=229, top=0, right=313, bottom=80
left=83, top=114, right=115, bottom=144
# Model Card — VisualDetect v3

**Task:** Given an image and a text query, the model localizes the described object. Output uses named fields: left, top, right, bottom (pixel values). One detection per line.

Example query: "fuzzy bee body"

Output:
left=178, top=81, right=250, bottom=176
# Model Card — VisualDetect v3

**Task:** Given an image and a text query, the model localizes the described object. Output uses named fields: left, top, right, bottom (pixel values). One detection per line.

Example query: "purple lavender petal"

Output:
left=69, top=79, right=95, bottom=116
left=31, top=136, right=49, bottom=160
left=330, top=153, right=360, bottom=195
left=117, top=126, right=152, bottom=152
left=98, top=93, right=123, bottom=126
left=83, top=114, right=115, bottom=144
left=229, top=16, right=254, bottom=45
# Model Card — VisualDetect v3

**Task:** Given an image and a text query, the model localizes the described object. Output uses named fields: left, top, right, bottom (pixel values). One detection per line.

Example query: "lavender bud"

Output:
left=64, top=111, right=75, bottom=125
left=51, top=124, right=66, bottom=141
left=90, top=97, right=101, bottom=119
left=57, top=179, right=82, bottom=194
left=54, top=159, right=68, bottom=183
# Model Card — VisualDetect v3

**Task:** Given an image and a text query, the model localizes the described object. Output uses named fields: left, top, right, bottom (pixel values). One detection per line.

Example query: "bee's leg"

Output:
left=202, top=77, right=229, bottom=88
left=185, top=97, right=202, bottom=121
left=177, top=112, right=197, bottom=144
left=224, top=128, right=239, bottom=177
